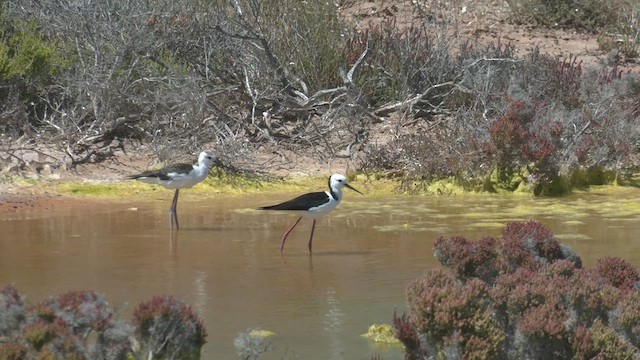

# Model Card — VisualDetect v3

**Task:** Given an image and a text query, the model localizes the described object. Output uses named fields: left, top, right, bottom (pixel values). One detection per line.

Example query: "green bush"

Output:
left=0, top=20, right=63, bottom=80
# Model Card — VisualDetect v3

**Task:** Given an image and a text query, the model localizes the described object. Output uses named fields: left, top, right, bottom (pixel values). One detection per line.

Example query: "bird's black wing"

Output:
left=259, top=191, right=329, bottom=211
left=128, top=163, right=193, bottom=180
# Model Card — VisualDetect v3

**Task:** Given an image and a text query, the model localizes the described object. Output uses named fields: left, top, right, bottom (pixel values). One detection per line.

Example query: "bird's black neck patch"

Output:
left=328, top=177, right=339, bottom=201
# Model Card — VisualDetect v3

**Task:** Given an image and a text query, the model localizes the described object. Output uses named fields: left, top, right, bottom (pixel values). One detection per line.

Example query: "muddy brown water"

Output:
left=1, top=188, right=639, bottom=359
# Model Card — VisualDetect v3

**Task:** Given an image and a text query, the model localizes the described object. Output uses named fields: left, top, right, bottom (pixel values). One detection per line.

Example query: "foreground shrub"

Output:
left=133, top=295, right=207, bottom=360
left=0, top=287, right=207, bottom=360
left=407, top=269, right=505, bottom=359
left=397, top=220, right=640, bottom=359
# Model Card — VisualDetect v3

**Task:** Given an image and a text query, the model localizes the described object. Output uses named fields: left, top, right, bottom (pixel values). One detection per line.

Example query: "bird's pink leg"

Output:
left=170, top=189, right=180, bottom=230
left=308, top=219, right=316, bottom=253
left=280, top=216, right=302, bottom=253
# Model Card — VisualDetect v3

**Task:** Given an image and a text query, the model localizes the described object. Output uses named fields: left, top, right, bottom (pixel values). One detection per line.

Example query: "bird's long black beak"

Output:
left=345, top=183, right=363, bottom=195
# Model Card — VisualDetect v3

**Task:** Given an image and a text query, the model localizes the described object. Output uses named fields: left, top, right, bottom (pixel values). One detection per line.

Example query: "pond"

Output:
left=1, top=187, right=639, bottom=359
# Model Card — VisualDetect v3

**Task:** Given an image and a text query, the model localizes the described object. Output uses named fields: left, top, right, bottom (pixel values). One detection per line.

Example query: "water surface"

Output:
left=1, top=188, right=639, bottom=359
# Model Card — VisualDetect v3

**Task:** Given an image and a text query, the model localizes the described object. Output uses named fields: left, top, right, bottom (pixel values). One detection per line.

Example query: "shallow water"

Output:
left=1, top=188, right=639, bottom=359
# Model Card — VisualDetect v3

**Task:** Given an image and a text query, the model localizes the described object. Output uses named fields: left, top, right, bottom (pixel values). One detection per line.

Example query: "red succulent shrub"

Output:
left=0, top=341, right=27, bottom=360
left=0, top=287, right=208, bottom=360
left=486, top=100, right=532, bottom=172
left=41, top=290, right=113, bottom=335
left=133, top=295, right=207, bottom=360
left=0, top=285, right=25, bottom=337
left=572, top=320, right=636, bottom=360
left=406, top=269, right=505, bottom=359
left=501, top=220, right=579, bottom=271
left=518, top=301, right=567, bottom=339
left=568, top=268, right=620, bottom=323
left=435, top=221, right=581, bottom=284
left=618, top=292, right=640, bottom=347
left=492, top=261, right=573, bottom=354
left=434, top=236, right=500, bottom=284
left=593, top=257, right=640, bottom=293
left=30, top=302, right=56, bottom=323
left=22, top=318, right=85, bottom=358
left=392, top=310, right=427, bottom=359
left=23, top=320, right=58, bottom=351
left=400, top=221, right=639, bottom=359
left=18, top=291, right=132, bottom=359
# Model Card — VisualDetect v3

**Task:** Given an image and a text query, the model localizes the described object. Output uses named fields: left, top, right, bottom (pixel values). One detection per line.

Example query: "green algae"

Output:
left=47, top=169, right=414, bottom=199
left=361, top=324, right=401, bottom=345
left=56, top=181, right=154, bottom=197
left=247, top=329, right=275, bottom=338
left=399, top=167, right=638, bottom=197
left=4, top=167, right=638, bottom=201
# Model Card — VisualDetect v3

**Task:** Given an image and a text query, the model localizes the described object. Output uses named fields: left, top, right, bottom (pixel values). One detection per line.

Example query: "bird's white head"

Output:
left=329, top=173, right=363, bottom=195
left=198, top=151, right=218, bottom=168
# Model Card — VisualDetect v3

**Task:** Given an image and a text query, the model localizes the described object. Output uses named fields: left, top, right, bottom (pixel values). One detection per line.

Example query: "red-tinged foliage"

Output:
left=23, top=319, right=78, bottom=351
left=518, top=301, right=567, bottom=339
left=0, top=341, right=27, bottom=360
left=492, top=260, right=619, bottom=340
left=485, top=99, right=562, bottom=177
left=487, top=100, right=532, bottom=170
left=593, top=257, right=640, bottom=292
left=41, top=290, right=113, bottom=335
left=574, top=135, right=592, bottom=164
left=406, top=269, right=505, bottom=358
left=133, top=295, right=207, bottom=360
left=434, top=236, right=499, bottom=284
left=568, top=269, right=620, bottom=323
left=501, top=220, right=573, bottom=271
left=436, top=221, right=581, bottom=286
left=22, top=318, right=85, bottom=358
left=30, top=303, right=56, bottom=323
left=0, top=285, right=25, bottom=337
left=545, top=55, right=583, bottom=109
left=399, top=221, right=639, bottom=359
left=393, top=310, right=427, bottom=360
left=571, top=319, right=637, bottom=360
left=0, top=287, right=207, bottom=359
left=618, top=292, right=640, bottom=347
left=1, top=285, right=22, bottom=306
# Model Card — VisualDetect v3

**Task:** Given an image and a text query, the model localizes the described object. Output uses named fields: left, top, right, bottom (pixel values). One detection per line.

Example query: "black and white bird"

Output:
left=259, top=173, right=362, bottom=253
left=128, top=151, right=217, bottom=230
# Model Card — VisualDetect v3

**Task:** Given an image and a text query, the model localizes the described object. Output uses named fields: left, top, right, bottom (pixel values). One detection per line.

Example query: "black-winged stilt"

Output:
left=128, top=151, right=217, bottom=230
left=259, top=173, right=362, bottom=253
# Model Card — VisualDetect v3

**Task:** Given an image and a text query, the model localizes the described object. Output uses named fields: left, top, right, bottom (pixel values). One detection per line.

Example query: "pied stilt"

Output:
left=259, top=173, right=362, bottom=253
left=128, top=151, right=218, bottom=230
